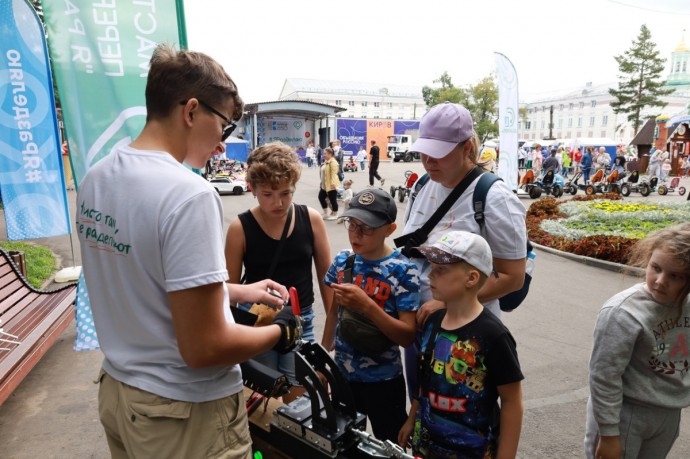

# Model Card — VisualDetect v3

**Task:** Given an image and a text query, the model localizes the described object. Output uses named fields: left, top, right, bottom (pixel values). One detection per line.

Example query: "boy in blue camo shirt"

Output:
left=322, top=188, right=420, bottom=443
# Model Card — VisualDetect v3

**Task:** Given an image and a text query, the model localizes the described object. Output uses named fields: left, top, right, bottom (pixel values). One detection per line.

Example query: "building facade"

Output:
left=278, top=78, right=427, bottom=120
left=520, top=35, right=690, bottom=145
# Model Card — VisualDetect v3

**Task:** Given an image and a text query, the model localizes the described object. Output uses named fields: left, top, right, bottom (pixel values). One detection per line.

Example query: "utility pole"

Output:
left=548, top=105, right=555, bottom=140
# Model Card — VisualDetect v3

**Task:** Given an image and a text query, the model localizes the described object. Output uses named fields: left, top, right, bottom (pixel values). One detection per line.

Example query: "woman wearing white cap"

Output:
left=399, top=101, right=528, bottom=400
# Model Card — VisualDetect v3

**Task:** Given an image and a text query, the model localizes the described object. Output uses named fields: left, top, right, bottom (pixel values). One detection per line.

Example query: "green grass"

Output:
left=0, top=242, right=56, bottom=289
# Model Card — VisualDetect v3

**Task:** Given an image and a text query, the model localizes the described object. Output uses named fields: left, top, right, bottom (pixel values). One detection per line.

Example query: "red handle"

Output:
left=289, top=287, right=300, bottom=316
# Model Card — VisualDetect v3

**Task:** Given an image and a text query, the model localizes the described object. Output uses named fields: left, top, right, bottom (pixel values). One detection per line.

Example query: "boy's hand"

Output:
left=595, top=436, right=621, bottom=459
left=416, top=299, right=446, bottom=328
left=331, top=283, right=371, bottom=314
left=272, top=308, right=301, bottom=353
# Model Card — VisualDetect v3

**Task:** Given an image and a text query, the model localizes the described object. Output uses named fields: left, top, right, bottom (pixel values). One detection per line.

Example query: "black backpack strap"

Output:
left=408, top=173, right=430, bottom=209
left=343, top=253, right=356, bottom=283
left=417, top=309, right=446, bottom=398
left=472, top=173, right=502, bottom=234
left=395, top=166, right=483, bottom=254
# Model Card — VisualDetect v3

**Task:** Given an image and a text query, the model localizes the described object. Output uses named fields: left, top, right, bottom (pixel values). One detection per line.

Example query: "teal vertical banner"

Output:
left=42, top=0, right=184, bottom=186
left=0, top=0, right=72, bottom=240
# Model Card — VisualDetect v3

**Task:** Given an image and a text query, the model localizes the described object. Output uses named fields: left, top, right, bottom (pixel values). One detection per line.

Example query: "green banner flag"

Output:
left=42, top=0, right=186, bottom=185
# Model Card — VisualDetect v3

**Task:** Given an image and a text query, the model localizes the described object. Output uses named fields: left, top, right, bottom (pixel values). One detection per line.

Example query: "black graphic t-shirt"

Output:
left=413, top=309, right=524, bottom=458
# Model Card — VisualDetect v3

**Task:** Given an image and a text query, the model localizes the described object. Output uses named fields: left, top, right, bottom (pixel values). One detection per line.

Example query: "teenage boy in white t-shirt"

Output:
left=77, top=44, right=300, bottom=459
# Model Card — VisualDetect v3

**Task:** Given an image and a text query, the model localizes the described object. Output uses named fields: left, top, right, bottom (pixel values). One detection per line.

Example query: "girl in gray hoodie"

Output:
left=585, top=223, right=690, bottom=459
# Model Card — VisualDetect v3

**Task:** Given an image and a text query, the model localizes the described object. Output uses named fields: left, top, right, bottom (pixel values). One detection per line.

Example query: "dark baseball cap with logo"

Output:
left=342, top=188, right=397, bottom=228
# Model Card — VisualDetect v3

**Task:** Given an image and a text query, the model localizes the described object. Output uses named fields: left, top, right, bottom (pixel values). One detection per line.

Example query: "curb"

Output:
left=532, top=242, right=645, bottom=278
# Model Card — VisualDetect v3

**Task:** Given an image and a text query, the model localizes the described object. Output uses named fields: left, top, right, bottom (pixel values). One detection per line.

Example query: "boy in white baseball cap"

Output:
left=398, top=230, right=524, bottom=459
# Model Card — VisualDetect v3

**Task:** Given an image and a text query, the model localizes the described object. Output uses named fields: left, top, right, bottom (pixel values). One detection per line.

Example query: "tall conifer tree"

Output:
left=609, top=24, right=673, bottom=135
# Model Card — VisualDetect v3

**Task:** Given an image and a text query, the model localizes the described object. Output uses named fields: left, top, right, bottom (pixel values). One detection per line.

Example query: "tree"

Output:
left=609, top=24, right=673, bottom=135
left=422, top=72, right=498, bottom=143
left=467, top=76, right=499, bottom=143
left=422, top=72, right=468, bottom=107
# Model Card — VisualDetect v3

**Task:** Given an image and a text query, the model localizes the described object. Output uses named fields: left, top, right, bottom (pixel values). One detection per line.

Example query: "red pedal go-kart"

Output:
left=390, top=170, right=419, bottom=203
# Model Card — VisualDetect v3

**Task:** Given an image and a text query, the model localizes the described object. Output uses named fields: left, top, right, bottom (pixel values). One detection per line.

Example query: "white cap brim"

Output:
left=410, top=138, right=459, bottom=159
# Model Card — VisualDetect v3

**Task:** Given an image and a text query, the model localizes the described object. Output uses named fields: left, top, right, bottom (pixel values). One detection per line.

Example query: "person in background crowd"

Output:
left=531, top=146, right=542, bottom=174
left=542, top=149, right=559, bottom=174
left=356, top=145, right=367, bottom=171
left=337, top=179, right=354, bottom=224
left=319, top=147, right=340, bottom=220
left=76, top=44, right=299, bottom=459
left=562, top=148, right=572, bottom=177
left=332, top=140, right=345, bottom=180
left=595, top=146, right=611, bottom=171
left=518, top=146, right=527, bottom=169
left=306, top=141, right=315, bottom=168
left=368, top=140, right=385, bottom=187
left=225, top=141, right=333, bottom=403
left=574, top=147, right=583, bottom=174
left=581, top=147, right=594, bottom=183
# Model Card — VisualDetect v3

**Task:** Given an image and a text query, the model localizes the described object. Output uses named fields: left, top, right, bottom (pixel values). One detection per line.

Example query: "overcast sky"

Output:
left=184, top=0, right=690, bottom=104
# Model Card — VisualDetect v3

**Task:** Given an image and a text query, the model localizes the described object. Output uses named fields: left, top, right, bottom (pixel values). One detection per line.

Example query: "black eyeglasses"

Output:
left=344, top=218, right=376, bottom=236
left=179, top=99, right=237, bottom=141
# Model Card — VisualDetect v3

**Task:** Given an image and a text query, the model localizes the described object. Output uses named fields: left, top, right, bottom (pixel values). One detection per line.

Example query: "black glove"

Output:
left=272, top=307, right=300, bottom=354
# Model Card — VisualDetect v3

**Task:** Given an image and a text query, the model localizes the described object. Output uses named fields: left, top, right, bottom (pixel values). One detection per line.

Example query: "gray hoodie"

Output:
left=589, top=283, right=690, bottom=436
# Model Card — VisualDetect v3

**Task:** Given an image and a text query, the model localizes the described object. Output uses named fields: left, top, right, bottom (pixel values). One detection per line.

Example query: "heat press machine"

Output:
left=240, top=288, right=417, bottom=458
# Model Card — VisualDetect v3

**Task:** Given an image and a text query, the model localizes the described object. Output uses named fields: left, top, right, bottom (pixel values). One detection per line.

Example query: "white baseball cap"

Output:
left=410, top=231, right=494, bottom=277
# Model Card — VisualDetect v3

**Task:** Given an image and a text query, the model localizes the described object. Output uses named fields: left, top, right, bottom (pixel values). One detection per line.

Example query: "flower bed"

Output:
left=526, top=194, right=690, bottom=264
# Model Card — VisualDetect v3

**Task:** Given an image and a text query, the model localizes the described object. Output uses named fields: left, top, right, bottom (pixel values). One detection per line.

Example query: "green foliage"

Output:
left=609, top=24, right=673, bottom=135
left=422, top=72, right=499, bottom=143
left=0, top=242, right=56, bottom=289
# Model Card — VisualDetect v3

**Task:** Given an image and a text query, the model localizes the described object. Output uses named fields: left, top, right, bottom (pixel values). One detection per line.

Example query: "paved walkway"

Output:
left=1, top=162, right=689, bottom=458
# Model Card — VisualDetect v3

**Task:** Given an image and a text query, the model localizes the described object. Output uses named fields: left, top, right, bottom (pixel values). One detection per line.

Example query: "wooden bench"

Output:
left=0, top=248, right=77, bottom=406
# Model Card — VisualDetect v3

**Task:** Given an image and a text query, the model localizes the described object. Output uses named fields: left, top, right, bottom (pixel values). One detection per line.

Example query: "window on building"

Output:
left=542, top=106, right=547, bottom=112
left=579, top=102, right=584, bottom=109
left=577, top=117, right=582, bottom=127
left=602, top=114, right=608, bottom=126
left=387, top=102, right=393, bottom=108
left=589, top=116, right=595, bottom=127
left=558, top=119, right=563, bottom=128
left=373, top=115, right=379, bottom=119
left=560, top=104, right=564, bottom=110
left=591, top=100, right=596, bottom=108
left=335, top=100, right=342, bottom=106
left=588, top=131, right=593, bottom=137
left=526, top=121, right=531, bottom=130
left=676, top=61, right=680, bottom=72
left=386, top=115, right=392, bottom=119
left=568, top=118, right=573, bottom=127
left=348, top=114, right=354, bottom=118
left=348, top=101, right=355, bottom=107
left=601, top=131, right=606, bottom=137
left=569, top=103, right=574, bottom=110
left=361, top=101, right=368, bottom=107
left=374, top=102, right=380, bottom=108
left=527, top=108, right=532, bottom=114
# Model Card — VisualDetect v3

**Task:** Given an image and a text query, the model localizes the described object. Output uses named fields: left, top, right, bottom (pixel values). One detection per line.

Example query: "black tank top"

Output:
left=238, top=204, right=315, bottom=309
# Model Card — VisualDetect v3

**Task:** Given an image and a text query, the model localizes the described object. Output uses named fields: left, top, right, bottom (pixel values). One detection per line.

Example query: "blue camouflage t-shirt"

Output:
left=324, top=249, right=420, bottom=382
